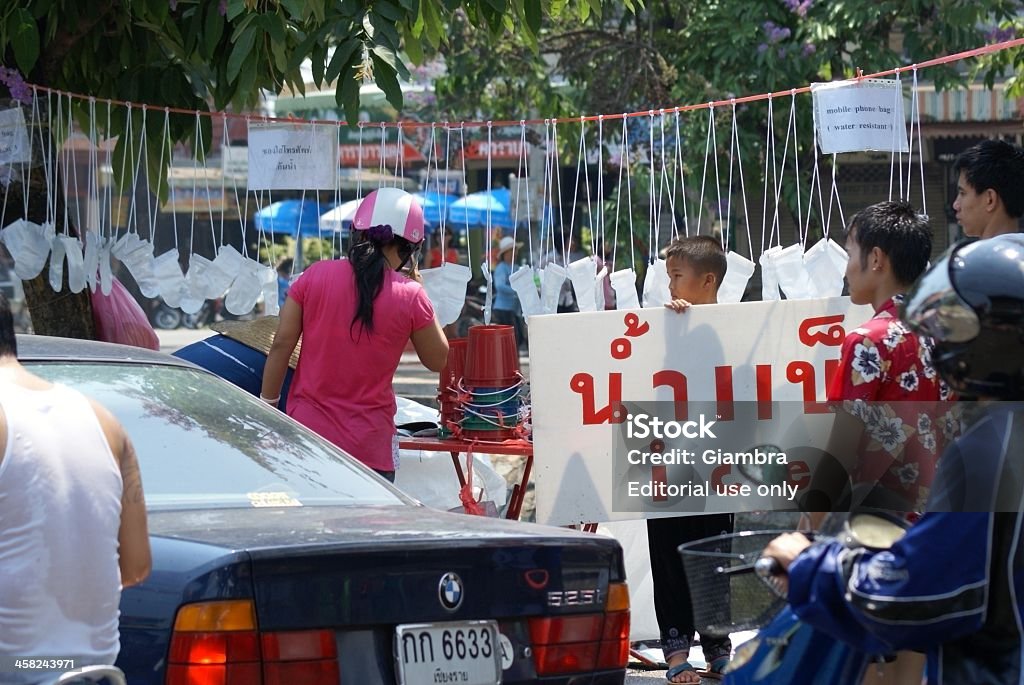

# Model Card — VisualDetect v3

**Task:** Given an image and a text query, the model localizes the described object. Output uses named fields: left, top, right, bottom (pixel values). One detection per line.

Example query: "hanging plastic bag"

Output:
left=207, top=244, right=246, bottom=298
left=642, top=258, right=671, bottom=308
left=90, top=276, right=160, bottom=351
left=803, top=237, right=845, bottom=298
left=420, top=262, right=472, bottom=327
left=718, top=251, right=756, bottom=304
left=540, top=263, right=567, bottom=314
left=224, top=258, right=263, bottom=316
left=567, top=255, right=598, bottom=313
left=509, top=265, right=543, bottom=319
left=48, top=233, right=66, bottom=292
left=98, top=237, right=113, bottom=296
left=153, top=248, right=187, bottom=308
left=760, top=245, right=783, bottom=301
left=60, top=234, right=87, bottom=294
left=181, top=254, right=214, bottom=315
left=259, top=264, right=279, bottom=317
left=2, top=219, right=53, bottom=280
left=610, top=268, right=640, bottom=310
left=772, top=243, right=818, bottom=300
left=594, top=265, right=609, bottom=311
left=114, top=233, right=160, bottom=299
left=83, top=233, right=99, bottom=292
left=480, top=260, right=493, bottom=325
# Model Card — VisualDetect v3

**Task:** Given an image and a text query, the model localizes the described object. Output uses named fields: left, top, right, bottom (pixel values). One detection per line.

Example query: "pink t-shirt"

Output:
left=286, top=259, right=435, bottom=471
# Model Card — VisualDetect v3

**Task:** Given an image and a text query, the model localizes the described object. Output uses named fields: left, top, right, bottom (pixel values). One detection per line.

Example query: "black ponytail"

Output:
left=347, top=231, right=418, bottom=337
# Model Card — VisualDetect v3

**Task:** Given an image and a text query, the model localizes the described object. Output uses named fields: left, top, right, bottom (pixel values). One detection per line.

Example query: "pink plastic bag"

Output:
left=91, top=277, right=160, bottom=351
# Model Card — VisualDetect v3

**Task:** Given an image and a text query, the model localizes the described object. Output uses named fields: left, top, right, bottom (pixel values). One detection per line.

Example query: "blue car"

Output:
left=18, top=336, right=630, bottom=685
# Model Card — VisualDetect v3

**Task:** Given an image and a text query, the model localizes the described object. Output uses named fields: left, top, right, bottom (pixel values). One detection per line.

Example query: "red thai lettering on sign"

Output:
left=798, top=315, right=846, bottom=348
left=570, top=372, right=625, bottom=425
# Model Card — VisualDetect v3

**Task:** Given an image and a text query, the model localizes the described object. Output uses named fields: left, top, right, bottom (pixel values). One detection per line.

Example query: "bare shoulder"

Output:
left=87, top=398, right=127, bottom=460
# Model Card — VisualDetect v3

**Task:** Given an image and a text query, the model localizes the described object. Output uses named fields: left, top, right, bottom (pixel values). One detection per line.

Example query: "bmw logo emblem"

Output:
left=438, top=572, right=464, bottom=611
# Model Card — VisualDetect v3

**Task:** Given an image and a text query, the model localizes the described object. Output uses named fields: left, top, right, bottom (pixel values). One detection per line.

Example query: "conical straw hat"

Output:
left=210, top=316, right=302, bottom=369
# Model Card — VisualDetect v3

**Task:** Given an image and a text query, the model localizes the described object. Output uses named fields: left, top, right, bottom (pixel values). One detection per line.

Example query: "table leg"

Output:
left=450, top=451, right=467, bottom=488
left=507, top=452, right=533, bottom=520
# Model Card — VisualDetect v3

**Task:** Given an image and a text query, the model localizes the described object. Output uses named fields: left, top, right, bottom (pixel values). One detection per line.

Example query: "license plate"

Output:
left=394, top=620, right=501, bottom=685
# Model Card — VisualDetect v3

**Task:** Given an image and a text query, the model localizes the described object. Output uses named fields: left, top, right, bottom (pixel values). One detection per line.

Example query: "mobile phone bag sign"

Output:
left=812, top=79, right=909, bottom=154
left=247, top=122, right=337, bottom=191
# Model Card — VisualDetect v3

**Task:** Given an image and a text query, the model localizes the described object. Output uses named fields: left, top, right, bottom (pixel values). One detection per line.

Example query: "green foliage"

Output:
left=259, top=236, right=338, bottom=269
left=0, top=0, right=619, bottom=200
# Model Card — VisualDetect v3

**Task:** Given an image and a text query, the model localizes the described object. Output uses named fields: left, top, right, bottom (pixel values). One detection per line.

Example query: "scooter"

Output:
left=713, top=512, right=910, bottom=685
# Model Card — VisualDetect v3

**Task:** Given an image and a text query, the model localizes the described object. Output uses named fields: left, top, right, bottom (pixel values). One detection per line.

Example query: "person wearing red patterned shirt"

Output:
left=825, top=200, right=954, bottom=515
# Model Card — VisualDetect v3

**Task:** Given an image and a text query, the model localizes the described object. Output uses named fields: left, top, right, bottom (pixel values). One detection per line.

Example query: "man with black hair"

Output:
left=953, top=139, right=1024, bottom=239
left=822, top=200, right=951, bottom=513
left=0, top=293, right=151, bottom=683
left=764, top=234, right=1024, bottom=685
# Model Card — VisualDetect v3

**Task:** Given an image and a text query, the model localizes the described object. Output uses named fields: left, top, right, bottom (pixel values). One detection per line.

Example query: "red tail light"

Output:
left=262, top=630, right=339, bottom=685
left=166, top=601, right=339, bottom=685
left=527, top=582, right=631, bottom=676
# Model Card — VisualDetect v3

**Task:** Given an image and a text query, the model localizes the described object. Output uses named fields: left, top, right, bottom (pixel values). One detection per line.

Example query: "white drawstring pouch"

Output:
left=610, top=268, right=640, bottom=310
left=772, top=243, right=818, bottom=300
left=642, top=258, right=671, bottom=308
left=181, top=254, right=214, bottom=315
left=540, top=263, right=567, bottom=314
left=417, top=266, right=447, bottom=322
left=567, top=255, right=599, bottom=313
left=2, top=219, right=52, bottom=280
left=759, top=245, right=783, bottom=301
left=718, top=251, right=756, bottom=304
left=803, top=237, right=845, bottom=298
left=153, top=248, right=187, bottom=308
left=440, top=263, right=472, bottom=326
left=259, top=264, right=279, bottom=317
left=83, top=233, right=99, bottom=292
left=594, top=265, right=609, bottom=311
left=480, top=260, right=493, bottom=325
left=98, top=236, right=113, bottom=295
left=60, top=234, right=87, bottom=294
left=207, top=244, right=246, bottom=299
left=509, top=265, right=543, bottom=319
left=48, top=233, right=66, bottom=292
left=224, top=258, right=263, bottom=316
left=115, top=234, right=160, bottom=298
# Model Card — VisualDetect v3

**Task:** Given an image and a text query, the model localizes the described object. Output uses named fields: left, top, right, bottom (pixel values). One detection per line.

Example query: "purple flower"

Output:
left=218, top=0, right=227, bottom=15
left=0, top=67, right=31, bottom=105
left=802, top=42, right=817, bottom=56
left=762, top=21, right=792, bottom=44
left=986, top=27, right=1016, bottom=43
left=782, top=0, right=813, bottom=17
left=758, top=43, right=769, bottom=54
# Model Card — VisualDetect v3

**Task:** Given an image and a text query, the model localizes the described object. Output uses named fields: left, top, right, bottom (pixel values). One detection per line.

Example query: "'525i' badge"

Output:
left=547, top=589, right=602, bottom=607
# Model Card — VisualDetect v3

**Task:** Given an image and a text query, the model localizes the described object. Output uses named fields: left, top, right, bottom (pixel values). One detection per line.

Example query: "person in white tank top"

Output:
left=0, top=294, right=151, bottom=684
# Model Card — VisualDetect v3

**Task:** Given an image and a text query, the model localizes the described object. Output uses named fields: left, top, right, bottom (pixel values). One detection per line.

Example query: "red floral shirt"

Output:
left=827, top=295, right=957, bottom=509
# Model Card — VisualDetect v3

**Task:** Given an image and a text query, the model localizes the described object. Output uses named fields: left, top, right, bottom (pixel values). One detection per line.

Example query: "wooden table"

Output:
left=397, top=436, right=534, bottom=520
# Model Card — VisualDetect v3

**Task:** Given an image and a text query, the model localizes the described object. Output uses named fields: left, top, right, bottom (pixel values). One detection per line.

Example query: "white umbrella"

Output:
left=319, top=199, right=361, bottom=233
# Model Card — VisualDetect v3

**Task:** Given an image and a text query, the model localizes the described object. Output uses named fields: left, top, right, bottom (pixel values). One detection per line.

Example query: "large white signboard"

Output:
left=529, top=298, right=872, bottom=526
left=247, top=122, right=337, bottom=191
left=812, top=78, right=909, bottom=154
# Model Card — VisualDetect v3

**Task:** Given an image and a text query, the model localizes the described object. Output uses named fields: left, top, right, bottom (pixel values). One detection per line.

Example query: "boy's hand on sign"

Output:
left=665, top=298, right=693, bottom=313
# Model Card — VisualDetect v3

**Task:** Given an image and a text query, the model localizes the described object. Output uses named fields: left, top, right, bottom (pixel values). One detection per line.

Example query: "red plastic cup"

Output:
left=464, top=325, right=520, bottom=387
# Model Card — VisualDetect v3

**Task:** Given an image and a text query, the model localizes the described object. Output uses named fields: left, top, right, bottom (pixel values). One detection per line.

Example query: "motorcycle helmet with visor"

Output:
left=901, top=234, right=1024, bottom=399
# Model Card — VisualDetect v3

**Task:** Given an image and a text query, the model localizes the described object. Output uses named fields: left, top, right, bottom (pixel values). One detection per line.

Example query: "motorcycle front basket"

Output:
left=678, top=530, right=790, bottom=634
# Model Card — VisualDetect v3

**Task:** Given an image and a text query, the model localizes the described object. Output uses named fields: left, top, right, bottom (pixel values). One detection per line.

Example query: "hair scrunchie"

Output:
left=367, top=224, right=394, bottom=242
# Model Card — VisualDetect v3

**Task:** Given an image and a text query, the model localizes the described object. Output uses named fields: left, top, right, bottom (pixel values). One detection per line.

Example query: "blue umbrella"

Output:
left=254, top=200, right=334, bottom=237
left=413, top=191, right=457, bottom=226
left=448, top=188, right=515, bottom=229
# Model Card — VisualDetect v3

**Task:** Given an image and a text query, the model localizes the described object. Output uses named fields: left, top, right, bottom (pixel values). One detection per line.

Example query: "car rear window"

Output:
left=27, top=361, right=407, bottom=510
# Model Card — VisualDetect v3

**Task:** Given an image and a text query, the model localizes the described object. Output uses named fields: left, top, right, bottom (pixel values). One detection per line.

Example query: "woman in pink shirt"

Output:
left=261, top=189, right=449, bottom=481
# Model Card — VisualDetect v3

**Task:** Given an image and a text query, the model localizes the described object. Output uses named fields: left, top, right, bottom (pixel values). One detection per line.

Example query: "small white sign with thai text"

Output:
left=247, top=122, right=337, bottom=190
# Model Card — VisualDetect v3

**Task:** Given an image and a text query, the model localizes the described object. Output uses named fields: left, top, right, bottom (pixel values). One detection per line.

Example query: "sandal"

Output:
left=696, top=654, right=730, bottom=681
left=665, top=661, right=701, bottom=684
